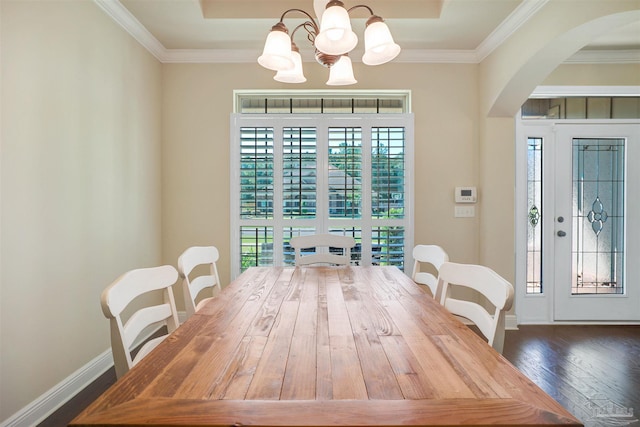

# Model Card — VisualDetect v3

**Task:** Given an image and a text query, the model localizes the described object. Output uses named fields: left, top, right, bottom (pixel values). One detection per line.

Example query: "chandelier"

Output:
left=257, top=0, right=401, bottom=86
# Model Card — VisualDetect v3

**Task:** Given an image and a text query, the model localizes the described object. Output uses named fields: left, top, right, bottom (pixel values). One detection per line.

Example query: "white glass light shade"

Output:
left=362, top=21, right=401, bottom=65
left=274, top=50, right=306, bottom=83
left=258, top=29, right=294, bottom=71
left=314, top=4, right=358, bottom=55
left=326, top=55, right=357, bottom=86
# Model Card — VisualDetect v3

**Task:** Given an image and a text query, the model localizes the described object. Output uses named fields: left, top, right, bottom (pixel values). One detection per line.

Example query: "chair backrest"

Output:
left=101, top=265, right=180, bottom=379
left=411, top=245, right=449, bottom=298
left=437, top=262, right=514, bottom=353
left=177, top=245, right=222, bottom=318
left=289, top=234, right=356, bottom=266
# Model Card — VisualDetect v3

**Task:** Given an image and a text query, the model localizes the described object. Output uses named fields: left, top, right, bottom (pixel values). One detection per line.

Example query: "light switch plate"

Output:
left=455, top=206, right=475, bottom=218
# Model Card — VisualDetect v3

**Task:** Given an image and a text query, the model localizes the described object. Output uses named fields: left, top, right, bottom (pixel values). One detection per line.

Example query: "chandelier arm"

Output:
left=290, top=23, right=305, bottom=40
left=291, top=22, right=319, bottom=44
left=279, top=9, right=320, bottom=33
left=303, top=22, right=318, bottom=43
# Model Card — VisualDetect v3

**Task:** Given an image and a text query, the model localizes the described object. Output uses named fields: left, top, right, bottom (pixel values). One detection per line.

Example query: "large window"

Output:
left=231, top=114, right=413, bottom=278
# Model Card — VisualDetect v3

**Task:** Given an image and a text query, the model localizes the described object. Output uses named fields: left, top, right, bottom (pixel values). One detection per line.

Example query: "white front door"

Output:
left=516, top=121, right=640, bottom=323
left=553, top=124, right=640, bottom=321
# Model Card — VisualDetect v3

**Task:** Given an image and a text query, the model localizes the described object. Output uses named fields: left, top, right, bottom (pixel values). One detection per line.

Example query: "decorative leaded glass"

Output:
left=572, top=139, right=625, bottom=294
left=526, top=138, right=543, bottom=294
left=587, top=196, right=608, bottom=236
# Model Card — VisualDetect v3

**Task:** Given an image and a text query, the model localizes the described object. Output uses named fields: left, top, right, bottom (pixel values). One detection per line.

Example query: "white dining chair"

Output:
left=437, top=262, right=514, bottom=354
left=411, top=244, right=449, bottom=298
left=289, top=233, right=356, bottom=266
left=100, top=265, right=180, bottom=379
left=177, top=245, right=222, bottom=318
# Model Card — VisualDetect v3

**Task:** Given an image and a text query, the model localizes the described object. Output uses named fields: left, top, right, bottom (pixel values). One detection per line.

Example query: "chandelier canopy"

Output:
left=257, top=0, right=401, bottom=86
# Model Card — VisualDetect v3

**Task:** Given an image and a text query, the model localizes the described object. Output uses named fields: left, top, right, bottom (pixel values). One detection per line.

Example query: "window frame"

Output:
left=230, top=113, right=414, bottom=279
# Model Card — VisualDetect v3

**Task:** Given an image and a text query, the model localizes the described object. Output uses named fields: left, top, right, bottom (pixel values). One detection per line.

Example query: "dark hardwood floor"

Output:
left=39, top=325, right=640, bottom=427
left=502, top=325, right=640, bottom=427
left=38, top=368, right=117, bottom=427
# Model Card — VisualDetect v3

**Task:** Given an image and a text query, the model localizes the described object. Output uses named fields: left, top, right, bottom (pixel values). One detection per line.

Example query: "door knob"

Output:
left=557, top=230, right=567, bottom=237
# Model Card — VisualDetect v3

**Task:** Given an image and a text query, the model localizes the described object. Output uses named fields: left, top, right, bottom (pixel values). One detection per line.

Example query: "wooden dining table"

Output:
left=71, top=266, right=582, bottom=426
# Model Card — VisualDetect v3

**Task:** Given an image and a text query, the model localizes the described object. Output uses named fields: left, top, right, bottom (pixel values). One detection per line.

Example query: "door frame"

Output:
left=514, top=86, right=640, bottom=324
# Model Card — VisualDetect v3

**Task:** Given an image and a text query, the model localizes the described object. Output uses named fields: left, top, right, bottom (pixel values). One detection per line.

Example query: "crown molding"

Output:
left=475, top=0, right=550, bottom=62
left=93, top=0, right=166, bottom=61
left=156, top=48, right=640, bottom=65
left=94, top=0, right=639, bottom=65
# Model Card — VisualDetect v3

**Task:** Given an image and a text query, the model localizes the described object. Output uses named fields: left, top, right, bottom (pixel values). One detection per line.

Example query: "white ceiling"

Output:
left=106, top=0, right=640, bottom=63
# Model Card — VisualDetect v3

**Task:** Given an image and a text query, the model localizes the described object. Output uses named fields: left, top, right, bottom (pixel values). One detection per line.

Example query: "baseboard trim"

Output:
left=506, top=314, right=519, bottom=330
left=0, top=350, right=113, bottom=427
left=0, top=316, right=191, bottom=427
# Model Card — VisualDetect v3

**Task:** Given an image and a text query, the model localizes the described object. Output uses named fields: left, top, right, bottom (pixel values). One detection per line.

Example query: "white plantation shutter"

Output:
left=231, top=94, right=412, bottom=279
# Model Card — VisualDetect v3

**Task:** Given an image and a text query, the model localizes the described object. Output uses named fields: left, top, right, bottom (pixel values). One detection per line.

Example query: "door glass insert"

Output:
left=240, top=226, right=274, bottom=269
left=372, top=127, right=405, bottom=219
left=572, top=138, right=625, bottom=295
left=328, top=127, right=362, bottom=219
left=372, top=226, right=405, bottom=269
left=240, top=127, right=274, bottom=219
left=527, top=137, right=543, bottom=294
left=283, top=127, right=317, bottom=219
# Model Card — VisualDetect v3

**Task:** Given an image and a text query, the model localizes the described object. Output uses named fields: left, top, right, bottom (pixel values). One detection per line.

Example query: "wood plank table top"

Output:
left=71, top=266, right=582, bottom=426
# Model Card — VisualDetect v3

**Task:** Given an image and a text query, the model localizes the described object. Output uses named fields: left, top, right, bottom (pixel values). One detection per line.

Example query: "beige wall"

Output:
left=543, top=63, right=640, bottom=86
left=1, top=0, right=639, bottom=424
left=161, top=62, right=482, bottom=309
left=161, top=59, right=639, bottom=298
left=0, top=0, right=162, bottom=421
left=477, top=62, right=640, bottom=282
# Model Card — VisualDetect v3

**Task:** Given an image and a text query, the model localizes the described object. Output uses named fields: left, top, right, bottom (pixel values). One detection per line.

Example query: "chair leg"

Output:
left=492, top=312, right=507, bottom=354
